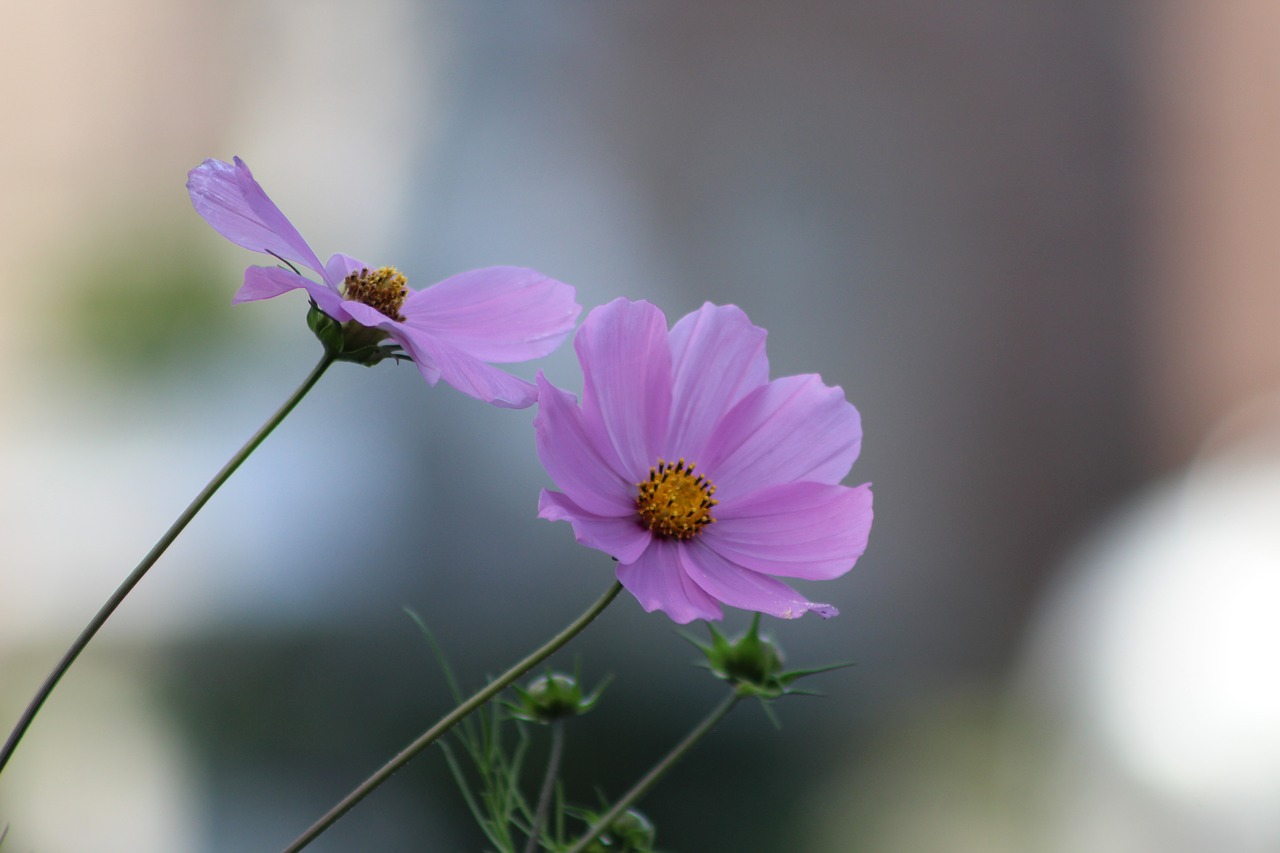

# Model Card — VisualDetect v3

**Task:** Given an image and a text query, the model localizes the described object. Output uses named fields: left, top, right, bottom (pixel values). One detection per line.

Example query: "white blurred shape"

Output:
left=1019, top=413, right=1280, bottom=850
left=1090, top=452, right=1280, bottom=816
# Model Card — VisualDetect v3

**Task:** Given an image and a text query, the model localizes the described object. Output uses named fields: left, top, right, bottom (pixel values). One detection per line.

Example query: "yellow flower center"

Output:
left=343, top=266, right=408, bottom=322
left=636, top=458, right=718, bottom=540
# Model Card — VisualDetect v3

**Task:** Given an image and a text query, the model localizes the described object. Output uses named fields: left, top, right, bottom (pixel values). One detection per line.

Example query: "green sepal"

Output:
left=334, top=343, right=406, bottom=368
left=306, top=301, right=410, bottom=367
left=507, top=664, right=611, bottom=724
left=306, top=301, right=345, bottom=355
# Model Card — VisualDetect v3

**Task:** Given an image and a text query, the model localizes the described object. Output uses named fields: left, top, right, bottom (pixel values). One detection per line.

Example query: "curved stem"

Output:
left=0, top=352, right=337, bottom=775
left=566, top=692, right=742, bottom=853
left=523, top=720, right=565, bottom=853
left=283, top=580, right=624, bottom=853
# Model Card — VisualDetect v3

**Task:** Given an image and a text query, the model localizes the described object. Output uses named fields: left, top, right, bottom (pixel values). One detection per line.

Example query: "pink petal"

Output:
left=338, top=299, right=398, bottom=328
left=679, top=542, right=839, bottom=619
left=394, top=327, right=538, bottom=408
left=324, top=253, right=367, bottom=290
left=187, top=157, right=326, bottom=277
left=703, top=374, right=862, bottom=497
left=396, top=341, right=443, bottom=385
left=616, top=539, right=723, bottom=624
left=233, top=265, right=306, bottom=303
left=664, top=303, right=770, bottom=462
left=533, top=374, right=637, bottom=516
left=335, top=301, right=444, bottom=382
left=576, top=299, right=672, bottom=478
left=706, top=481, right=872, bottom=580
left=402, top=267, right=581, bottom=363
left=537, top=490, right=652, bottom=564
left=235, top=266, right=349, bottom=320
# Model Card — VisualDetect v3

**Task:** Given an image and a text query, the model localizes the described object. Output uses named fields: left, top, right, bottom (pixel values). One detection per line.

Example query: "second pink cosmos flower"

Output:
left=187, top=157, right=580, bottom=408
left=535, top=298, right=873, bottom=623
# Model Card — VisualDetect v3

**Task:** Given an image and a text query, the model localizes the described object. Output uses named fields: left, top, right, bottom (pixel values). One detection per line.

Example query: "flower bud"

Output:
left=509, top=671, right=605, bottom=724
left=580, top=809, right=657, bottom=852
left=694, top=615, right=787, bottom=698
left=689, top=614, right=850, bottom=701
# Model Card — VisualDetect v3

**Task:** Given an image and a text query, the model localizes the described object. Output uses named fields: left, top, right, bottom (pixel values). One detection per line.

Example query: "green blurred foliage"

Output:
left=58, top=231, right=250, bottom=380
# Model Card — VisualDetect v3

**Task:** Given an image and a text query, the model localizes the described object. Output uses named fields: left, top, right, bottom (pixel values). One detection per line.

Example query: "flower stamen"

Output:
left=343, top=266, right=408, bottom=322
left=636, top=458, right=718, bottom=540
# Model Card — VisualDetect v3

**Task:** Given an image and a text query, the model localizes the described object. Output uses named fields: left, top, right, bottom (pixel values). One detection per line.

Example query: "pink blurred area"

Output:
left=2, top=1, right=1279, bottom=851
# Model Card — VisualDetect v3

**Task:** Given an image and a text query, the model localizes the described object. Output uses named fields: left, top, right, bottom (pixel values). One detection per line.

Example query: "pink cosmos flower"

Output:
left=187, top=157, right=580, bottom=408
left=535, top=298, right=873, bottom=623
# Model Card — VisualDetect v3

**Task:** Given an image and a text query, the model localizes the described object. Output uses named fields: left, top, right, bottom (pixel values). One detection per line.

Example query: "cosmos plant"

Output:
left=3, top=159, right=876, bottom=853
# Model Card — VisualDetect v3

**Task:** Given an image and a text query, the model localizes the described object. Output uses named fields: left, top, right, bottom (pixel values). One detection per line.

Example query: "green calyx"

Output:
left=306, top=302, right=408, bottom=367
left=687, top=614, right=852, bottom=703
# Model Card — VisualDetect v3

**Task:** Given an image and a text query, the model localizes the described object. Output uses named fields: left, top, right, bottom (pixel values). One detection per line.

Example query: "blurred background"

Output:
left=3, top=1, right=1280, bottom=850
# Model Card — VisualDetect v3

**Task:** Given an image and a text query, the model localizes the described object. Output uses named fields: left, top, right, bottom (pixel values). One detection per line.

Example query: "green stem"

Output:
left=523, top=720, right=565, bottom=853
left=282, top=580, right=624, bottom=853
left=0, top=352, right=337, bottom=775
left=566, top=692, right=742, bottom=853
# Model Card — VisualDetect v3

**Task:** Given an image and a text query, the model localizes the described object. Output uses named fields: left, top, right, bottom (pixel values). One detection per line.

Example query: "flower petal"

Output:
left=235, top=265, right=349, bottom=319
left=538, top=490, right=652, bottom=563
left=394, top=327, right=539, bottom=408
left=664, top=303, right=769, bottom=462
left=402, top=267, right=581, bottom=363
left=325, top=253, right=367, bottom=290
left=679, top=542, right=839, bottom=619
left=187, top=157, right=326, bottom=277
left=703, top=374, right=862, bottom=497
left=533, top=374, right=637, bottom=516
left=576, top=299, right=672, bottom=478
left=616, top=539, right=723, bottom=624
left=706, top=481, right=872, bottom=579
left=339, top=299, right=398, bottom=329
